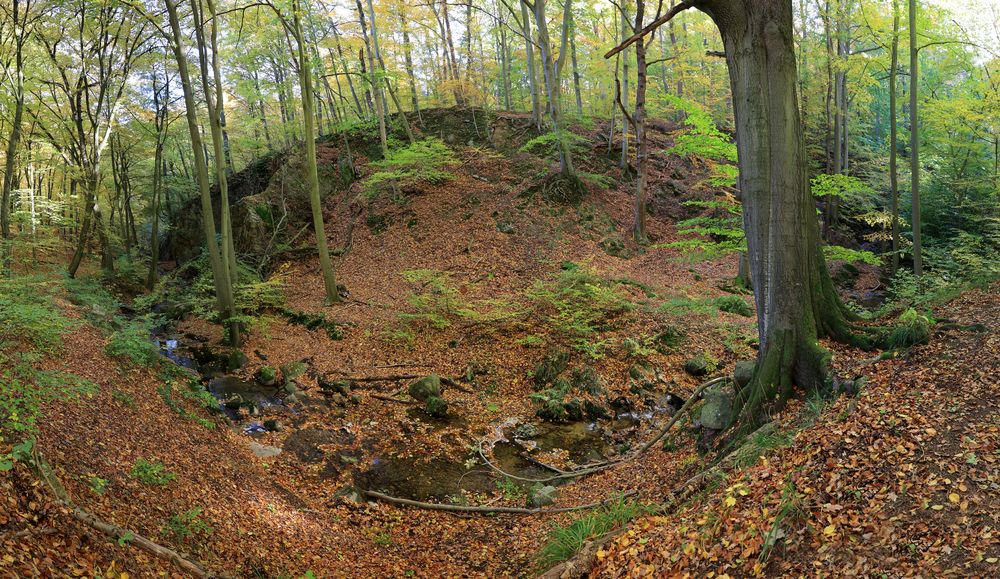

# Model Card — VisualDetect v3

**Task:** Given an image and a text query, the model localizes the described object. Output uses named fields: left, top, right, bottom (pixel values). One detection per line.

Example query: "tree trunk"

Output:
left=700, top=0, right=862, bottom=421
left=164, top=0, right=239, bottom=345
left=908, top=0, right=921, bottom=276
left=632, top=0, right=649, bottom=242
left=356, top=0, right=388, bottom=156
left=399, top=12, right=423, bottom=120
left=521, top=1, right=542, bottom=128
left=292, top=0, right=340, bottom=303
left=889, top=0, right=900, bottom=273
left=569, top=10, right=583, bottom=116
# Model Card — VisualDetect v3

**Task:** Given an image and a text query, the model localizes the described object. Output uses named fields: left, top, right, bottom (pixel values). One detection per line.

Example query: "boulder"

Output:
left=320, top=378, right=352, bottom=396
left=248, top=441, right=282, bottom=458
left=513, top=423, right=538, bottom=440
left=256, top=366, right=278, bottom=386
left=408, top=375, right=442, bottom=402
left=684, top=352, right=717, bottom=377
left=571, top=366, right=605, bottom=395
left=529, top=485, right=559, bottom=508
left=280, top=361, right=309, bottom=382
left=564, top=398, right=584, bottom=421
left=226, top=350, right=249, bottom=372
left=700, top=390, right=734, bottom=430
left=734, top=361, right=755, bottom=389
left=424, top=396, right=448, bottom=418
left=533, top=352, right=570, bottom=389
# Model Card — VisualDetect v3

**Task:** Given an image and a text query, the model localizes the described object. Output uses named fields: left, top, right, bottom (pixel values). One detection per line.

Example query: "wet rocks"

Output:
left=424, top=396, right=449, bottom=418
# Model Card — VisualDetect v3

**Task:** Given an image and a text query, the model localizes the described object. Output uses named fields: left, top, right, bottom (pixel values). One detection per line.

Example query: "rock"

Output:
left=319, top=379, right=352, bottom=396
left=609, top=396, right=633, bottom=414
left=496, top=221, right=515, bottom=235
left=226, top=350, right=248, bottom=372
left=280, top=361, right=309, bottom=382
left=335, top=486, right=365, bottom=504
left=332, top=393, right=347, bottom=407
left=734, top=361, right=755, bottom=389
left=684, top=352, right=717, bottom=377
left=248, top=441, right=282, bottom=458
left=256, top=366, right=277, bottom=386
left=349, top=394, right=361, bottom=404
left=408, top=375, right=442, bottom=402
left=263, top=419, right=282, bottom=432
left=424, top=395, right=448, bottom=418
left=599, top=236, right=630, bottom=259
left=529, top=485, right=559, bottom=508
left=700, top=390, right=734, bottom=430
left=285, top=393, right=300, bottom=404
left=564, top=398, right=584, bottom=421
left=283, top=383, right=300, bottom=395
left=513, top=423, right=538, bottom=440
left=571, top=367, right=605, bottom=395
left=584, top=400, right=610, bottom=420
left=223, top=394, right=244, bottom=410
left=533, top=352, right=570, bottom=389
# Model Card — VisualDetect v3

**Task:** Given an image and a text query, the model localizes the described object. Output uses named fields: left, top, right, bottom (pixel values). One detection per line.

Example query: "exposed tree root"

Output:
left=29, top=446, right=224, bottom=579
left=539, top=421, right=776, bottom=579
left=361, top=489, right=636, bottom=515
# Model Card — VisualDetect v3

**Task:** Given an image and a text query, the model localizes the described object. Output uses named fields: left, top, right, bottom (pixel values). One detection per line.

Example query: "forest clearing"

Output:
left=1, top=0, right=999, bottom=577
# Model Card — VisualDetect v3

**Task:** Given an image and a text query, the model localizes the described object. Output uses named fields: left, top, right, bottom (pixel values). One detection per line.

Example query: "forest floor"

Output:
left=2, top=111, right=996, bottom=578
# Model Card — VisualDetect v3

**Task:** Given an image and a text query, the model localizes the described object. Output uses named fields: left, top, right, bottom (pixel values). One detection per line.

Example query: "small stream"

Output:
left=153, top=328, right=677, bottom=503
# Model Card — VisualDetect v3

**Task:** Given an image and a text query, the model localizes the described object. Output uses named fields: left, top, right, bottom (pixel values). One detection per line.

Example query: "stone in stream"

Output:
left=407, top=375, right=442, bottom=402
left=256, top=366, right=277, bottom=386
left=248, top=441, right=282, bottom=458
left=226, top=350, right=249, bottom=372
left=529, top=485, right=559, bottom=508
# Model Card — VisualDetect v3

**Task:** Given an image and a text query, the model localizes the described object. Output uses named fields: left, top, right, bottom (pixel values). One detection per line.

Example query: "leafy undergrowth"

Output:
left=593, top=285, right=1000, bottom=577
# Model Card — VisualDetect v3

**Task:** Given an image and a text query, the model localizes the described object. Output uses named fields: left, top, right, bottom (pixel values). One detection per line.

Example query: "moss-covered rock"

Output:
left=700, top=390, right=733, bottom=430
left=734, top=361, right=755, bottom=389
left=425, top=395, right=448, bottom=418
left=408, top=375, right=442, bottom=402
left=256, top=366, right=277, bottom=386
left=533, top=351, right=570, bottom=389
left=684, top=352, right=718, bottom=377
left=280, top=361, right=308, bottom=382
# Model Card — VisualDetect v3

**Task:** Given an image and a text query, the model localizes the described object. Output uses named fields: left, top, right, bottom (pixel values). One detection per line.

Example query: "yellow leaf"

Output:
left=986, top=557, right=998, bottom=564
left=931, top=505, right=944, bottom=510
left=824, top=524, right=837, bottom=537
left=724, top=496, right=737, bottom=507
left=948, top=493, right=960, bottom=503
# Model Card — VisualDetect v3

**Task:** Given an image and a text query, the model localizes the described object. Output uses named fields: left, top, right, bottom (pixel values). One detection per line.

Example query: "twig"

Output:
left=362, top=489, right=637, bottom=515
left=371, top=394, right=416, bottom=405
left=0, top=527, right=57, bottom=541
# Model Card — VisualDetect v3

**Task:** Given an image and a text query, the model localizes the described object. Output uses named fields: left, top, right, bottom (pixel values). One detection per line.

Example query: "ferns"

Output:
left=363, top=138, right=458, bottom=198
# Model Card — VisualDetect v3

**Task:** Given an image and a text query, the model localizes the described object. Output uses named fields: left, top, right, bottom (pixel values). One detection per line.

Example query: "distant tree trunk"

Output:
left=399, top=12, right=423, bottom=121
left=441, top=0, right=464, bottom=106
left=530, top=0, right=575, bottom=176
left=332, top=25, right=365, bottom=119
left=367, top=0, right=414, bottom=144
left=908, top=0, right=922, bottom=276
left=148, top=74, right=167, bottom=290
left=292, top=0, right=340, bottom=303
left=620, top=3, right=631, bottom=169
left=889, top=0, right=900, bottom=273
left=164, top=0, right=239, bottom=345
left=569, top=10, right=583, bottom=116
left=520, top=1, right=542, bottom=127
left=356, top=0, right=388, bottom=156
left=632, top=0, right=649, bottom=242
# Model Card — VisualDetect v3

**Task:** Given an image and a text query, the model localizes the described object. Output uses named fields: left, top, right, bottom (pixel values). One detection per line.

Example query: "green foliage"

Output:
left=810, top=173, right=877, bottom=214
left=495, top=477, right=526, bottom=501
left=659, top=199, right=745, bottom=260
left=660, top=94, right=738, bottom=187
left=398, top=269, right=469, bottom=329
left=0, top=276, right=75, bottom=353
left=105, top=317, right=161, bottom=367
left=519, top=129, right=590, bottom=159
left=883, top=308, right=932, bottom=350
left=163, top=508, right=212, bottom=542
left=130, top=458, right=176, bottom=486
left=87, top=475, right=109, bottom=495
left=823, top=245, right=882, bottom=266
left=714, top=295, right=753, bottom=317
left=363, top=138, right=458, bottom=198
left=526, top=265, right=634, bottom=358
left=536, top=496, right=649, bottom=568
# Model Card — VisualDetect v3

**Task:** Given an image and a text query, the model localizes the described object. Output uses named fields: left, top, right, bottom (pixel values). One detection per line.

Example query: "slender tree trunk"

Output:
left=399, top=12, right=422, bottom=120
left=292, top=0, right=340, bottom=303
left=633, top=0, right=649, bottom=242
left=521, top=1, right=541, bottom=128
left=164, top=0, right=239, bottom=345
left=356, top=0, right=388, bottom=156
left=620, top=3, right=631, bottom=169
left=908, top=0, right=921, bottom=276
left=569, top=11, right=583, bottom=116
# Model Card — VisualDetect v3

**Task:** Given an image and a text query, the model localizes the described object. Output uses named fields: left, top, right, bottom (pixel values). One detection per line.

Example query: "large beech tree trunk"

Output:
left=700, top=0, right=860, bottom=415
